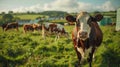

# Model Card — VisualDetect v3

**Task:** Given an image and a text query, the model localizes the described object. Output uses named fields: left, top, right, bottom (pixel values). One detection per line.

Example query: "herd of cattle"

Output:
left=1, top=22, right=69, bottom=39
left=1, top=11, right=103, bottom=67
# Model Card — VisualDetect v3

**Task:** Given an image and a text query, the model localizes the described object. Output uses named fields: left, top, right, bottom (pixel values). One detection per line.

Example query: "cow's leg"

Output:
left=88, top=47, right=95, bottom=67
left=75, top=48, right=82, bottom=67
left=65, top=32, right=70, bottom=39
left=5, top=28, right=8, bottom=31
left=55, top=33, right=60, bottom=41
left=72, top=39, right=81, bottom=67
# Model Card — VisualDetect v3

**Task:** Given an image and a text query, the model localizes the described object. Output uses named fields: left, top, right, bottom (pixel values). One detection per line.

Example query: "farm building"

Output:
left=98, top=16, right=112, bottom=26
left=116, top=8, right=120, bottom=31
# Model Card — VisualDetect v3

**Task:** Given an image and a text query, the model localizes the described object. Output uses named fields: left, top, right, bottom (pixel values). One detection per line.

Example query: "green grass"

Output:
left=0, top=14, right=47, bottom=20
left=0, top=25, right=120, bottom=67
left=14, top=14, right=46, bottom=20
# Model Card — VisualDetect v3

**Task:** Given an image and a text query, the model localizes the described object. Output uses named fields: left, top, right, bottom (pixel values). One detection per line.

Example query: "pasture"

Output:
left=0, top=25, right=120, bottom=67
left=0, top=14, right=47, bottom=20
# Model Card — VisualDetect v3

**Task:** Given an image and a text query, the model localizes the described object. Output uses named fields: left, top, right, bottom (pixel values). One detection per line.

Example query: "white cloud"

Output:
left=43, top=0, right=93, bottom=12
left=96, top=1, right=115, bottom=11
left=12, top=4, right=43, bottom=12
left=43, top=0, right=79, bottom=12
left=77, top=2, right=92, bottom=12
left=0, top=0, right=116, bottom=13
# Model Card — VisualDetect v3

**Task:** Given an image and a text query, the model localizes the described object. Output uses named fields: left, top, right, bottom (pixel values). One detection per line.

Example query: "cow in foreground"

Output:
left=66, top=12, right=103, bottom=67
left=2, top=22, right=19, bottom=31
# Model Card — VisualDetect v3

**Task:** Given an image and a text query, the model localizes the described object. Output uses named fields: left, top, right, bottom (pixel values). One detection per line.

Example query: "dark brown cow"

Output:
left=23, top=24, right=34, bottom=33
left=2, top=22, right=19, bottom=31
left=66, top=12, right=103, bottom=67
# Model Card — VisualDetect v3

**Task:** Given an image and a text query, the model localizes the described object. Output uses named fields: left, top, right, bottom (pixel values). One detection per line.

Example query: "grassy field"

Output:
left=14, top=14, right=47, bottom=20
left=0, top=25, right=120, bottom=67
left=0, top=14, right=47, bottom=20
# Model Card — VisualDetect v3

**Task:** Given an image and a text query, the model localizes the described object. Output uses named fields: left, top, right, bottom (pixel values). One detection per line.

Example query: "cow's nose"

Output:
left=79, top=31, right=88, bottom=38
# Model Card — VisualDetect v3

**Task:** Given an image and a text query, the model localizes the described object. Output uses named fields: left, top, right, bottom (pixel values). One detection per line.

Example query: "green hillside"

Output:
left=0, top=14, right=46, bottom=20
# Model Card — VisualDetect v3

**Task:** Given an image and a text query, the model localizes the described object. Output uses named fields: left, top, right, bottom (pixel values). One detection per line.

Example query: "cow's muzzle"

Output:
left=78, top=31, right=88, bottom=40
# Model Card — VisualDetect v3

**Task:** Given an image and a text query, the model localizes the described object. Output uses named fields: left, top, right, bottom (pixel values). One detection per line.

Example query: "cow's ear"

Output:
left=66, top=15, right=76, bottom=22
left=94, top=14, right=103, bottom=21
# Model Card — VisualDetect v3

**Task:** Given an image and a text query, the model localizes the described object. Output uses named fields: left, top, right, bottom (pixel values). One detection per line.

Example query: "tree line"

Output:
left=0, top=11, right=69, bottom=24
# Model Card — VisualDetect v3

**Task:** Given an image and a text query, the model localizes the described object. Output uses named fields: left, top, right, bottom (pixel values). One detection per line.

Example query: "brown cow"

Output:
left=66, top=12, right=103, bottom=67
left=2, top=22, right=19, bottom=31
left=23, top=23, right=42, bottom=33
left=23, top=24, right=34, bottom=33
left=33, top=23, right=42, bottom=31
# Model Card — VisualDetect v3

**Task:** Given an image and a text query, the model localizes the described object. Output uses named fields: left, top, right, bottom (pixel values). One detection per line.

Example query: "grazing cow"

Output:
left=2, top=22, right=19, bottom=31
left=43, top=23, right=57, bottom=33
left=23, top=24, right=34, bottom=33
left=54, top=24, right=69, bottom=40
left=66, top=12, right=103, bottom=67
left=42, top=23, right=69, bottom=40
left=23, top=23, right=42, bottom=33
left=33, top=23, right=42, bottom=31
left=49, top=23, right=57, bottom=33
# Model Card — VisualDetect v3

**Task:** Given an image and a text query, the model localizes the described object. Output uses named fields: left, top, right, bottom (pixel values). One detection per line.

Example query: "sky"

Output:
left=0, top=0, right=120, bottom=13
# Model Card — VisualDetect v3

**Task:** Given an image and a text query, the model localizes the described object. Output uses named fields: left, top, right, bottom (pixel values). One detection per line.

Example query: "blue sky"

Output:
left=0, top=0, right=120, bottom=13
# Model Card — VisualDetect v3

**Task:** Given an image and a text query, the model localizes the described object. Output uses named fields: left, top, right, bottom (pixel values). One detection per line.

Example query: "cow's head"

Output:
left=66, top=12, right=103, bottom=40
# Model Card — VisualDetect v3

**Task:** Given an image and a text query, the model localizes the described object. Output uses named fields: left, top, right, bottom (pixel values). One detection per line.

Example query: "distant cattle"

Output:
left=33, top=23, right=42, bottom=31
left=23, top=23, right=42, bottom=33
left=66, top=12, right=103, bottom=67
left=42, top=23, right=69, bottom=40
left=2, top=22, right=19, bottom=31
left=43, top=23, right=56, bottom=33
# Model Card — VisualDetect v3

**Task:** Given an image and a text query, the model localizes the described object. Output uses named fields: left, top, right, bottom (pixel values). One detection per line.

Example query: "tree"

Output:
left=2, top=14, right=14, bottom=22
left=13, top=17, right=20, bottom=22
left=27, top=11, right=30, bottom=14
left=1, top=12, right=5, bottom=15
left=8, top=11, right=13, bottom=14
